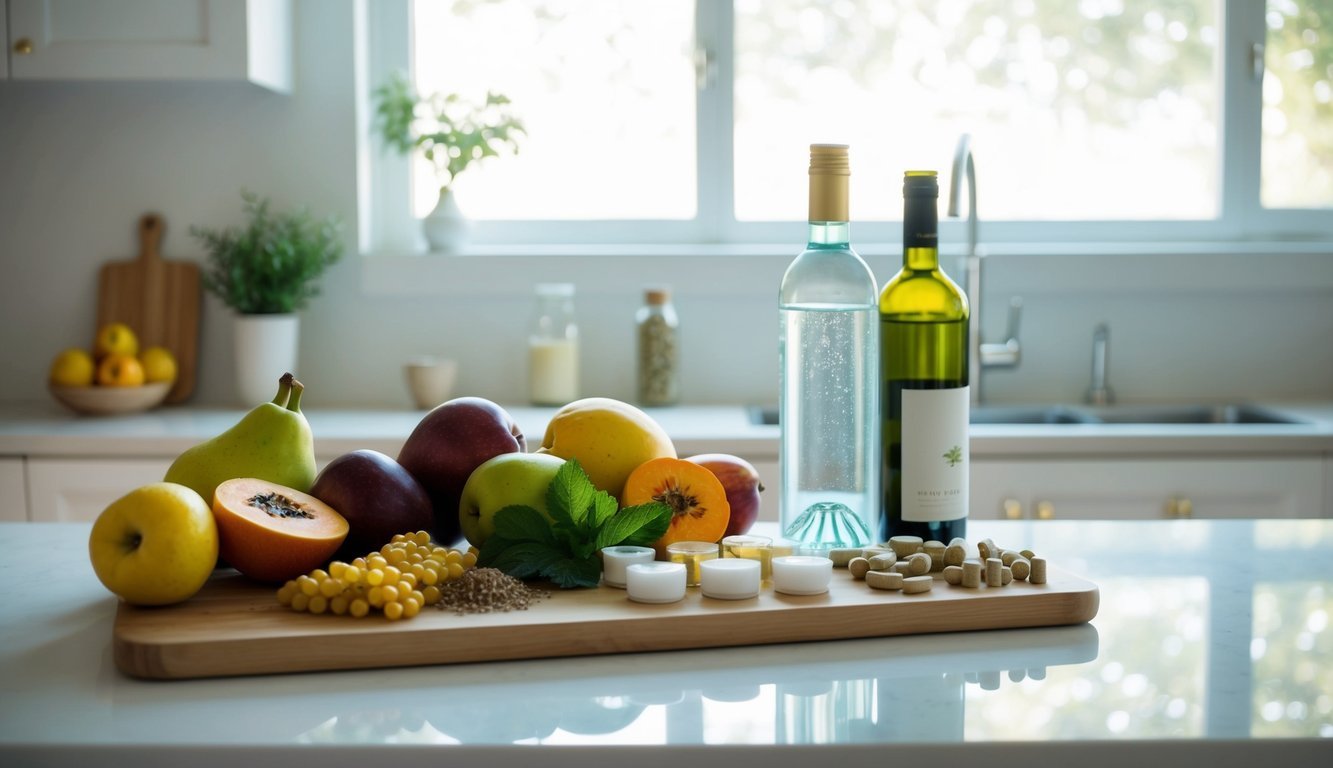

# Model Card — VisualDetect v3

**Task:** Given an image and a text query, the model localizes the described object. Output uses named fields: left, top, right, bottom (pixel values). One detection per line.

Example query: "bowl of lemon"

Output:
left=49, top=323, right=177, bottom=416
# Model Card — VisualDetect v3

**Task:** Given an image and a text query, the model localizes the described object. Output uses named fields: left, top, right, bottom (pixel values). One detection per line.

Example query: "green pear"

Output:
left=164, top=372, right=317, bottom=506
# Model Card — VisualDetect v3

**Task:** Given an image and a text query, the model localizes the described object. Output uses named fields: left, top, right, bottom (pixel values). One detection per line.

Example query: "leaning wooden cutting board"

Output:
left=113, top=568, right=1099, bottom=680
left=96, top=214, right=201, bottom=403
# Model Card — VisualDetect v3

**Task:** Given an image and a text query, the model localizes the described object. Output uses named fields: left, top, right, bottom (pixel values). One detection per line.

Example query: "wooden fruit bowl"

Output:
left=50, top=381, right=171, bottom=416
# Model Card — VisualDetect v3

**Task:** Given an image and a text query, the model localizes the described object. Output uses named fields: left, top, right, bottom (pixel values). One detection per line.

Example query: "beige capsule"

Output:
left=1001, top=566, right=1013, bottom=585
left=944, top=543, right=967, bottom=567
left=1000, top=550, right=1020, bottom=566
left=985, top=557, right=1003, bottom=586
left=829, top=548, right=863, bottom=568
left=866, top=570, right=905, bottom=591
left=902, top=575, right=933, bottom=594
left=868, top=552, right=897, bottom=571
left=942, top=565, right=964, bottom=585
left=961, top=559, right=983, bottom=588
left=888, top=536, right=924, bottom=558
left=905, top=552, right=932, bottom=576
left=923, top=541, right=947, bottom=572
left=892, top=560, right=913, bottom=575
left=848, top=557, right=871, bottom=580
left=1011, top=557, right=1031, bottom=581
left=1030, top=556, right=1048, bottom=585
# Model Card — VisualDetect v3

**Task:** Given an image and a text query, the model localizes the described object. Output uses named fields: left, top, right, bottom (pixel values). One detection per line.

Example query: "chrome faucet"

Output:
left=947, top=133, right=1022, bottom=405
left=1085, top=322, right=1115, bottom=405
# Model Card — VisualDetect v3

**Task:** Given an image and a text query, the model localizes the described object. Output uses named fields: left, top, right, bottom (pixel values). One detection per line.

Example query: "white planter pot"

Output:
left=233, top=313, right=299, bottom=405
left=422, top=187, right=471, bottom=253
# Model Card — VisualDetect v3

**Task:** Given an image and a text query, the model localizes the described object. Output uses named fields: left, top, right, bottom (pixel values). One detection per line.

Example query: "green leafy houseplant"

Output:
left=192, top=191, right=344, bottom=315
left=373, top=71, right=525, bottom=191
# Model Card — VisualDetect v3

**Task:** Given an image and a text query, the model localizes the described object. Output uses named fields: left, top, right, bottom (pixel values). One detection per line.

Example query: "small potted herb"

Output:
left=191, top=190, right=343, bottom=404
left=372, top=71, right=525, bottom=252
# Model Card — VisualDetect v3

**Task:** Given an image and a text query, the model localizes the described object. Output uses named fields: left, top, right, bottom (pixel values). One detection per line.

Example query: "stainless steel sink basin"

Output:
left=749, top=403, right=1305, bottom=426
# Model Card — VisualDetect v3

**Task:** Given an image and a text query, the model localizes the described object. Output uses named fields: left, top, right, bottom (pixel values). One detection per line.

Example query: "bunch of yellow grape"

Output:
left=276, top=531, right=478, bottom=620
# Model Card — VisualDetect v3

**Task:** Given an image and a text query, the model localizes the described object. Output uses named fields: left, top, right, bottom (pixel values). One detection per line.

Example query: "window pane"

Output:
left=411, top=0, right=696, bottom=220
left=1262, top=1, right=1333, bottom=209
left=734, top=0, right=1218, bottom=222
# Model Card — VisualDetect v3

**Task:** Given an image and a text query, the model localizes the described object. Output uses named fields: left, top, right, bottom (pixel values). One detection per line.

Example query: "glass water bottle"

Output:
left=778, top=144, right=880, bottom=551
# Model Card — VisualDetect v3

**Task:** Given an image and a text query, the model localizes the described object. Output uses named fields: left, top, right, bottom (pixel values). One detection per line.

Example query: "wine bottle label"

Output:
left=901, top=386, right=969, bottom=522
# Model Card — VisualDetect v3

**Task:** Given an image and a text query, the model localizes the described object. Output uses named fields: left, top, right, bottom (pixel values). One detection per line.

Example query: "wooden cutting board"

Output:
left=112, top=567, right=1099, bottom=680
left=96, top=214, right=201, bottom=403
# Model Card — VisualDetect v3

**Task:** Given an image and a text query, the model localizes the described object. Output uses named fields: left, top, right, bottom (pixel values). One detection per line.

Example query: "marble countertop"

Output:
left=1, top=400, right=1331, bottom=459
left=1, top=519, right=1328, bottom=766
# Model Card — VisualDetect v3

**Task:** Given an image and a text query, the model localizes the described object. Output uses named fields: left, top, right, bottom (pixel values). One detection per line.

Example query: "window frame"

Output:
left=355, top=0, right=1333, bottom=259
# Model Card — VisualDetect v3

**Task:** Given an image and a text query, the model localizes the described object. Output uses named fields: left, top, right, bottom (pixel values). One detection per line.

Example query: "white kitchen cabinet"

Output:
left=0, top=458, right=27, bottom=521
left=972, top=457, right=1327, bottom=520
left=26, top=458, right=173, bottom=522
left=5, top=0, right=291, bottom=92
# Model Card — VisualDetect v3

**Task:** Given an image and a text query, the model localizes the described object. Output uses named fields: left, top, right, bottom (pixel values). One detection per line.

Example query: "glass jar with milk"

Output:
left=529, top=283, right=579, bottom=405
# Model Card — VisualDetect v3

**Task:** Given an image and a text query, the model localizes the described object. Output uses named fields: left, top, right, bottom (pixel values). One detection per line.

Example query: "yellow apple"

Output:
left=96, top=353, right=146, bottom=387
left=94, top=322, right=139, bottom=360
left=535, top=397, right=676, bottom=498
left=138, top=346, right=178, bottom=384
left=88, top=482, right=218, bottom=606
left=49, top=348, right=95, bottom=387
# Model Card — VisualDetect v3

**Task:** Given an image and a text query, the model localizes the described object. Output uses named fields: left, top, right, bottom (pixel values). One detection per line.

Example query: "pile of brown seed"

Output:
left=434, top=567, right=548, bottom=615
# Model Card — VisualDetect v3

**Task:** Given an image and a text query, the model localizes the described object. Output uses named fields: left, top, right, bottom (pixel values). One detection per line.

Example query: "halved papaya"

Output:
left=622, top=457, right=731, bottom=553
left=213, top=477, right=349, bottom=583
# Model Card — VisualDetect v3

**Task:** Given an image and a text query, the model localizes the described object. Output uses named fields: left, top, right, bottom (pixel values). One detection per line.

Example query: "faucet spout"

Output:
left=948, top=133, right=1021, bottom=406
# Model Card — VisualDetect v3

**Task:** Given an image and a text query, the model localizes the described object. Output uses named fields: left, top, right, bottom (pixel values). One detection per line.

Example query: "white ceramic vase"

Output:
left=233, top=313, right=299, bottom=405
left=422, top=186, right=471, bottom=253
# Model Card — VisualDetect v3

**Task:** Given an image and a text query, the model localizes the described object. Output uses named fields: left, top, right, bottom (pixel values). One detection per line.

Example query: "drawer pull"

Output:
left=1003, top=498, right=1023, bottom=520
left=14, top=38, right=34, bottom=55
left=1036, top=501, right=1055, bottom=520
left=1166, top=497, right=1194, bottom=519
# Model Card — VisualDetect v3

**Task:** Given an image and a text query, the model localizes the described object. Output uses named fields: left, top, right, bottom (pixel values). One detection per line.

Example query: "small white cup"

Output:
left=404, top=357, right=458, bottom=410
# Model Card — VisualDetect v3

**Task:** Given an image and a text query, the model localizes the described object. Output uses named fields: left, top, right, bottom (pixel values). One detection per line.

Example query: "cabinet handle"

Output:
left=1036, top=501, right=1055, bottom=520
left=1166, top=497, right=1194, bottom=519
left=1003, top=498, right=1023, bottom=520
left=14, top=38, right=34, bottom=55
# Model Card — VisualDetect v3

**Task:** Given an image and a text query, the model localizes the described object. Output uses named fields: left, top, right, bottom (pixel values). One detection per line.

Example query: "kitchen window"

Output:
left=357, top=0, right=1332, bottom=254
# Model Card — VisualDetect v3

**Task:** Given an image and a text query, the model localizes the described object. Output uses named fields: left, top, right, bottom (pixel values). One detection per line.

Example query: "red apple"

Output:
left=397, top=397, right=526, bottom=546
left=310, top=449, right=433, bottom=560
left=685, top=453, right=764, bottom=536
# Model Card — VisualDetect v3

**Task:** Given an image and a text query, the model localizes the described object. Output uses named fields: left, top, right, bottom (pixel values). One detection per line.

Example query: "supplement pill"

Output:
left=962, top=559, right=983, bottom=589
left=888, top=536, right=924, bottom=558
left=848, top=557, right=871, bottom=580
left=1030, top=557, right=1048, bottom=585
left=944, top=543, right=967, bottom=567
left=902, top=575, right=933, bottom=594
left=830, top=548, right=863, bottom=568
left=985, top=557, right=1003, bottom=587
left=866, top=570, right=905, bottom=591
left=868, top=552, right=897, bottom=571
left=1011, top=557, right=1031, bottom=581
left=923, top=541, right=947, bottom=572
left=943, top=565, right=963, bottom=585
left=906, top=552, right=931, bottom=576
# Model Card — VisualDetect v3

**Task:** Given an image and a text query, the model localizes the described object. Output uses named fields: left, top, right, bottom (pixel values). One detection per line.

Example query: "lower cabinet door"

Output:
left=972, top=457, right=1326, bottom=520
left=0, top=458, right=28, bottom=521
left=26, top=458, right=173, bottom=522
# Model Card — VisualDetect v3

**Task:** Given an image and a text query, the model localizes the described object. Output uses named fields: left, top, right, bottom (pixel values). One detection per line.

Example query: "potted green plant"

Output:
left=373, top=71, right=525, bottom=252
left=191, top=190, right=344, bottom=404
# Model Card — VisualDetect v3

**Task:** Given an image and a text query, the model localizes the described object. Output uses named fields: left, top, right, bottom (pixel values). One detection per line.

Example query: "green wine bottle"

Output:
left=879, top=171, right=970, bottom=542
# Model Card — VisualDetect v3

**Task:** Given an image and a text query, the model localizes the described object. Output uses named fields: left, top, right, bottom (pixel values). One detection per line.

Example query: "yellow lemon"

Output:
left=535, top=397, right=677, bottom=498
left=49, top=348, right=96, bottom=387
left=94, top=322, right=139, bottom=360
left=96, top=353, right=146, bottom=387
left=139, top=346, right=178, bottom=385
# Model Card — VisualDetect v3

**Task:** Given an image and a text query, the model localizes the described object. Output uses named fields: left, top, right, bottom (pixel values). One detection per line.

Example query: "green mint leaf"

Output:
left=542, top=556, right=603, bottom=589
left=489, top=542, right=565, bottom=581
left=476, top=534, right=518, bottom=568
left=594, top=502, right=674, bottom=550
left=547, top=459, right=595, bottom=527
left=491, top=505, right=555, bottom=545
left=588, top=490, right=619, bottom=530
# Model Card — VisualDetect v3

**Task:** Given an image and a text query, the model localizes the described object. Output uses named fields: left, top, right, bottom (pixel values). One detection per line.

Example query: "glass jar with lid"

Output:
left=636, top=286, right=679, bottom=406
left=529, top=283, right=579, bottom=406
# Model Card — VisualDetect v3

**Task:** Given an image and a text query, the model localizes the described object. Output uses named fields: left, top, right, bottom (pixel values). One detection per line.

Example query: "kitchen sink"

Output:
left=748, top=403, right=1305, bottom=426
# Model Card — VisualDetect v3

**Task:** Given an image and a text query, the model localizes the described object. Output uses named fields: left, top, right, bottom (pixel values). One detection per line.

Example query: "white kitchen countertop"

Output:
left=1, top=400, right=1331, bottom=459
left=0, top=518, right=1327, bottom=766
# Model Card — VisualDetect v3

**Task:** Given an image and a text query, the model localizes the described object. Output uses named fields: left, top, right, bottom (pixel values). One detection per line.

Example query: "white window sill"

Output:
left=359, top=240, right=1333, bottom=298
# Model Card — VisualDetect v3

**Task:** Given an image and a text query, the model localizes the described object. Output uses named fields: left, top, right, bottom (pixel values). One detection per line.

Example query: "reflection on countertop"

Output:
left=0, top=519, right=1328, bottom=762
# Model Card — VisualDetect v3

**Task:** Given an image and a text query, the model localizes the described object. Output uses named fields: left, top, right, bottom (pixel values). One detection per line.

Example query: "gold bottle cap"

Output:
left=644, top=286, right=671, bottom=305
left=808, top=144, right=850, bottom=222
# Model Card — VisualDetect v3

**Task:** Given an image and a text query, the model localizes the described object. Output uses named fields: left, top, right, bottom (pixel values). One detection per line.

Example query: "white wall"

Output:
left=2, top=2, right=1331, bottom=410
